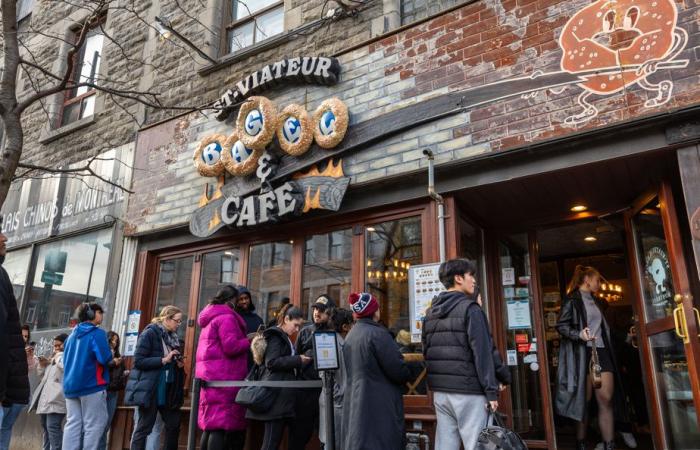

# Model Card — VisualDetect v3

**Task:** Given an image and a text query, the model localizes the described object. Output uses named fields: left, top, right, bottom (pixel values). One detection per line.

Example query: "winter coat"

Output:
left=196, top=304, right=250, bottom=431
left=62, top=322, right=113, bottom=399
left=124, top=324, right=185, bottom=409
left=422, top=291, right=499, bottom=400
left=555, top=289, right=629, bottom=422
left=107, top=358, right=128, bottom=392
left=342, top=318, right=411, bottom=450
left=30, top=352, right=66, bottom=414
left=320, top=334, right=347, bottom=449
left=0, top=285, right=6, bottom=403
left=245, top=326, right=303, bottom=421
left=238, top=309, right=264, bottom=336
left=0, top=262, right=29, bottom=406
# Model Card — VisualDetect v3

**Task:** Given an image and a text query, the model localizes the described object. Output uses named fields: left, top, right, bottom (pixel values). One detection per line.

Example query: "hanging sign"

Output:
left=213, top=57, right=341, bottom=121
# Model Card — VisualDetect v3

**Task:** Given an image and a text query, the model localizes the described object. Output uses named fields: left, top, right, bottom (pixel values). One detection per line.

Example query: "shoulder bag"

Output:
left=234, top=364, right=277, bottom=413
left=476, top=409, right=528, bottom=450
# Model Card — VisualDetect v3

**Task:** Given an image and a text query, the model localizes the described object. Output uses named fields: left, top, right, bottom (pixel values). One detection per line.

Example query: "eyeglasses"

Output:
left=170, top=317, right=183, bottom=324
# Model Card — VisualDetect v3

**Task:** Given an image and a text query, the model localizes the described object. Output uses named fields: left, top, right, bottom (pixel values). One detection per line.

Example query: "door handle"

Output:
left=694, top=307, right=700, bottom=339
left=673, top=294, right=689, bottom=344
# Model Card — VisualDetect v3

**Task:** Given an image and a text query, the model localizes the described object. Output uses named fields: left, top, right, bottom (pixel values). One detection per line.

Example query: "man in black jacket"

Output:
left=422, top=259, right=499, bottom=450
left=291, top=294, right=335, bottom=449
left=0, top=230, right=30, bottom=449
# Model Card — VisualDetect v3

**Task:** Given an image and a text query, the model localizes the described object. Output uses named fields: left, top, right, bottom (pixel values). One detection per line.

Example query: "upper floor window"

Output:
left=16, top=0, right=34, bottom=23
left=223, top=0, right=284, bottom=55
left=59, top=23, right=104, bottom=127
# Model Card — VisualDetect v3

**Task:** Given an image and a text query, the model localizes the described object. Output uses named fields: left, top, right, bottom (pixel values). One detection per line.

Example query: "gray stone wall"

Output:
left=400, top=0, right=464, bottom=25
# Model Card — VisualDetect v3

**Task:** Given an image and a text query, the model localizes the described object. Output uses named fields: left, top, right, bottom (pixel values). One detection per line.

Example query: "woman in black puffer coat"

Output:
left=246, top=304, right=311, bottom=450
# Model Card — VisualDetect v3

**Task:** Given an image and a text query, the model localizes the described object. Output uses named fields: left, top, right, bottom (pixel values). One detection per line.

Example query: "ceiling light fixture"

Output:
left=366, top=227, right=376, bottom=232
left=584, top=236, right=597, bottom=242
left=571, top=205, right=588, bottom=212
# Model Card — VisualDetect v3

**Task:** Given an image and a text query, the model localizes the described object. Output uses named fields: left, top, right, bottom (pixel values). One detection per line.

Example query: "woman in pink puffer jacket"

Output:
left=196, top=285, right=251, bottom=450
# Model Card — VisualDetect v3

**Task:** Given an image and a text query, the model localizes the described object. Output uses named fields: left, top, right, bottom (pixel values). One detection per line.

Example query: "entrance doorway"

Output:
left=537, top=218, right=652, bottom=450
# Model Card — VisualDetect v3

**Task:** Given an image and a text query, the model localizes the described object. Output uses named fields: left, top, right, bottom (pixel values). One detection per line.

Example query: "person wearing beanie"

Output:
left=422, top=259, right=500, bottom=450
left=30, top=333, right=69, bottom=450
left=233, top=286, right=264, bottom=335
left=342, top=292, right=410, bottom=450
left=289, top=294, right=336, bottom=449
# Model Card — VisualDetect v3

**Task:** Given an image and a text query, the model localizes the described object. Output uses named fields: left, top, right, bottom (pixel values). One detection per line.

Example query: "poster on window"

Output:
left=507, top=299, right=532, bottom=330
left=408, top=263, right=443, bottom=343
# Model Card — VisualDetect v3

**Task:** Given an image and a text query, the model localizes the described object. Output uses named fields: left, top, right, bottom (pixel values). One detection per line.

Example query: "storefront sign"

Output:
left=213, top=57, right=341, bottom=121
left=313, top=331, right=340, bottom=371
left=408, top=263, right=443, bottom=343
left=1, top=148, right=131, bottom=249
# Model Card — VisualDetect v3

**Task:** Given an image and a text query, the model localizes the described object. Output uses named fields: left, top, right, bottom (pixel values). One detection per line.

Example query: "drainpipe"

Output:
left=423, top=149, right=446, bottom=263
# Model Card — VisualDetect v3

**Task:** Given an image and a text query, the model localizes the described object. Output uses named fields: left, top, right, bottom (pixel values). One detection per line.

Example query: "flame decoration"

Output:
left=293, top=159, right=344, bottom=179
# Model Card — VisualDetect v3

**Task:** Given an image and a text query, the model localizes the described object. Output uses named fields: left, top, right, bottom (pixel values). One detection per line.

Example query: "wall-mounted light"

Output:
left=154, top=17, right=172, bottom=41
left=571, top=205, right=588, bottom=212
left=153, top=15, right=217, bottom=65
left=366, top=226, right=376, bottom=232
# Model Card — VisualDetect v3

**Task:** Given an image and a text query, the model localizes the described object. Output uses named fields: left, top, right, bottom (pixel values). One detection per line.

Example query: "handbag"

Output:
left=590, top=346, right=603, bottom=389
left=476, top=409, right=528, bottom=450
left=234, top=364, right=278, bottom=413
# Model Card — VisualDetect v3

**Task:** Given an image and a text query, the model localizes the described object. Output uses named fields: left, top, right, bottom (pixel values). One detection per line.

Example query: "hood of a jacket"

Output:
left=75, top=322, right=101, bottom=338
left=236, top=286, right=256, bottom=312
left=198, top=303, right=234, bottom=328
left=427, top=291, right=473, bottom=319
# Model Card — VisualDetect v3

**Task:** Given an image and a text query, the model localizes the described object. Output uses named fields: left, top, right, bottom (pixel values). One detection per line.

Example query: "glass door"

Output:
left=625, top=183, right=700, bottom=450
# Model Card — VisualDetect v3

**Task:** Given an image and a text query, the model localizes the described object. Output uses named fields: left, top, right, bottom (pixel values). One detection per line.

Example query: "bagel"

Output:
left=276, top=104, right=314, bottom=156
left=193, top=134, right=227, bottom=177
left=312, top=97, right=349, bottom=149
left=236, top=96, right=277, bottom=149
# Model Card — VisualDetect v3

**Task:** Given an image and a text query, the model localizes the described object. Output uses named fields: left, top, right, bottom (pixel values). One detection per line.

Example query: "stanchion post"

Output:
left=323, top=371, right=335, bottom=450
left=187, top=378, right=201, bottom=450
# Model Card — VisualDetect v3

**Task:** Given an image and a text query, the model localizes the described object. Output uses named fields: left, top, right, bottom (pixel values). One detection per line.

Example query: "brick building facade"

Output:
left=5, top=0, right=700, bottom=448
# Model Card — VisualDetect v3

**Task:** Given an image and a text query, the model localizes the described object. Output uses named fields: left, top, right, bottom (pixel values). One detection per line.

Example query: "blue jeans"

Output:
left=0, top=403, right=26, bottom=450
left=97, top=391, right=119, bottom=450
left=40, top=413, right=65, bottom=450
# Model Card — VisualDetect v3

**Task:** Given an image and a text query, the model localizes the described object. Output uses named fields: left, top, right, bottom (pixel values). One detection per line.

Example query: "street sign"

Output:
left=41, top=270, right=63, bottom=286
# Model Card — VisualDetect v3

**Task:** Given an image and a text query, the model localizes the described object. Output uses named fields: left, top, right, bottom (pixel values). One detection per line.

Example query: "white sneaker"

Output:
left=621, top=432, right=637, bottom=448
left=594, top=442, right=604, bottom=450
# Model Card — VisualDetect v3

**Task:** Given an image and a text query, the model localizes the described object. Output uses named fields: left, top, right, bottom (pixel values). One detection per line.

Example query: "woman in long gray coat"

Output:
left=342, top=293, right=410, bottom=450
left=30, top=333, right=68, bottom=450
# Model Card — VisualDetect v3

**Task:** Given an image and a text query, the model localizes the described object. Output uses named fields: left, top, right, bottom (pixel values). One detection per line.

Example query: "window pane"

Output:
left=255, top=6, right=284, bottom=42
left=632, top=198, right=675, bottom=322
left=247, top=241, right=291, bottom=324
left=498, top=234, right=546, bottom=439
left=229, top=21, right=254, bottom=52
left=155, top=257, right=193, bottom=341
left=23, top=229, right=112, bottom=331
left=60, top=102, right=81, bottom=127
left=365, top=216, right=424, bottom=394
left=234, top=0, right=279, bottom=19
left=81, top=94, right=95, bottom=119
left=198, top=249, right=240, bottom=316
left=302, top=229, right=352, bottom=320
left=76, top=29, right=104, bottom=95
left=4, top=247, right=32, bottom=301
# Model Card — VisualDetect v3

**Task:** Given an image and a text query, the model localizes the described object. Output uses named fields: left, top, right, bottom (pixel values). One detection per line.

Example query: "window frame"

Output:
left=220, top=0, right=284, bottom=56
left=57, top=16, right=106, bottom=129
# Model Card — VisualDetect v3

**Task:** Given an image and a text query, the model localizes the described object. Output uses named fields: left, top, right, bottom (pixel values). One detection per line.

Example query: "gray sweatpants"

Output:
left=433, top=391, right=488, bottom=450
left=62, top=390, right=108, bottom=450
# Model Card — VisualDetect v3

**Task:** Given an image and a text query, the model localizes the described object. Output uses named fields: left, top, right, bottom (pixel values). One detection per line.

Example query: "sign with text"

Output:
left=313, top=331, right=339, bottom=371
left=408, top=263, right=443, bottom=343
left=1, top=147, right=132, bottom=249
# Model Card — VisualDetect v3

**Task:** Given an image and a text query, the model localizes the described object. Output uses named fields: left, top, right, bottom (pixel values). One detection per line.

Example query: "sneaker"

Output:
left=620, top=432, right=637, bottom=448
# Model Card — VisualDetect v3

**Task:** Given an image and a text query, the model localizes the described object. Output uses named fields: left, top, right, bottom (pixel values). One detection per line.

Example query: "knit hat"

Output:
left=54, top=333, right=69, bottom=343
left=348, top=292, right=379, bottom=318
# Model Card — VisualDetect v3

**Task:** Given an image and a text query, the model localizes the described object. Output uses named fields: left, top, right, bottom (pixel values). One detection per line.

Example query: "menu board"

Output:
left=408, top=263, right=443, bottom=343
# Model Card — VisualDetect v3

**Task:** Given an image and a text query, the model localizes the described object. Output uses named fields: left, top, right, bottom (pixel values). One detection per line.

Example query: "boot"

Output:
left=576, top=440, right=587, bottom=450
left=604, top=441, right=615, bottom=450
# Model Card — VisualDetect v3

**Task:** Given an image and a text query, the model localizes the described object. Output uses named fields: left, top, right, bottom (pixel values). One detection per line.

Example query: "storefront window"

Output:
left=302, top=229, right=352, bottom=319
left=247, top=241, right=291, bottom=324
left=196, top=249, right=240, bottom=338
left=155, top=256, right=193, bottom=341
left=4, top=247, right=32, bottom=301
left=499, top=234, right=546, bottom=439
left=23, top=228, right=112, bottom=331
left=365, top=216, right=425, bottom=394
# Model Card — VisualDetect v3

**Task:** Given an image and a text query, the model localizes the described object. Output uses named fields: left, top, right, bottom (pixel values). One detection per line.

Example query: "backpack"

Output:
left=476, top=410, right=528, bottom=450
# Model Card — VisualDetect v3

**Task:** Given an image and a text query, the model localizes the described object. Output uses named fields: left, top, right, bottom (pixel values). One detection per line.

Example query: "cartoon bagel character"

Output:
left=559, top=0, right=688, bottom=126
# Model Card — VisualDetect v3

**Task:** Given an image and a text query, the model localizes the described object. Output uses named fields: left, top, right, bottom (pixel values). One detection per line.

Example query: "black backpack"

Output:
left=476, top=410, right=528, bottom=450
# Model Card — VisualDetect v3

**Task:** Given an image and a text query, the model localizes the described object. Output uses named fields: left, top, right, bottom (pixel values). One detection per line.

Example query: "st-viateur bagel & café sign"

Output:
left=189, top=56, right=350, bottom=237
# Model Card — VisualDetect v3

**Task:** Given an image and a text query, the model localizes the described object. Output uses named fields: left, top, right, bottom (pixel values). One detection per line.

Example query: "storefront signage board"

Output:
left=408, top=263, right=443, bottom=343
left=0, top=147, right=131, bottom=249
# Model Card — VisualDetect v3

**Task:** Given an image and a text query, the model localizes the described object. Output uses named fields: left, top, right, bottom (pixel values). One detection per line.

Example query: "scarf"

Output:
left=156, top=323, right=180, bottom=352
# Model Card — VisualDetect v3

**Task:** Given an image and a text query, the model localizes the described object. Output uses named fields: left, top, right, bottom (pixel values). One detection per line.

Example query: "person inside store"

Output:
left=246, top=304, right=312, bottom=450
left=0, top=230, right=29, bottom=450
left=319, top=307, right=354, bottom=450
left=343, top=292, right=411, bottom=450
left=294, top=294, right=336, bottom=449
left=30, top=333, right=68, bottom=450
left=196, top=285, right=250, bottom=450
left=555, top=265, right=629, bottom=450
left=126, top=305, right=186, bottom=450
left=100, top=331, right=129, bottom=450
left=234, top=286, right=264, bottom=335
left=62, top=302, right=113, bottom=450
left=422, top=259, right=500, bottom=450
